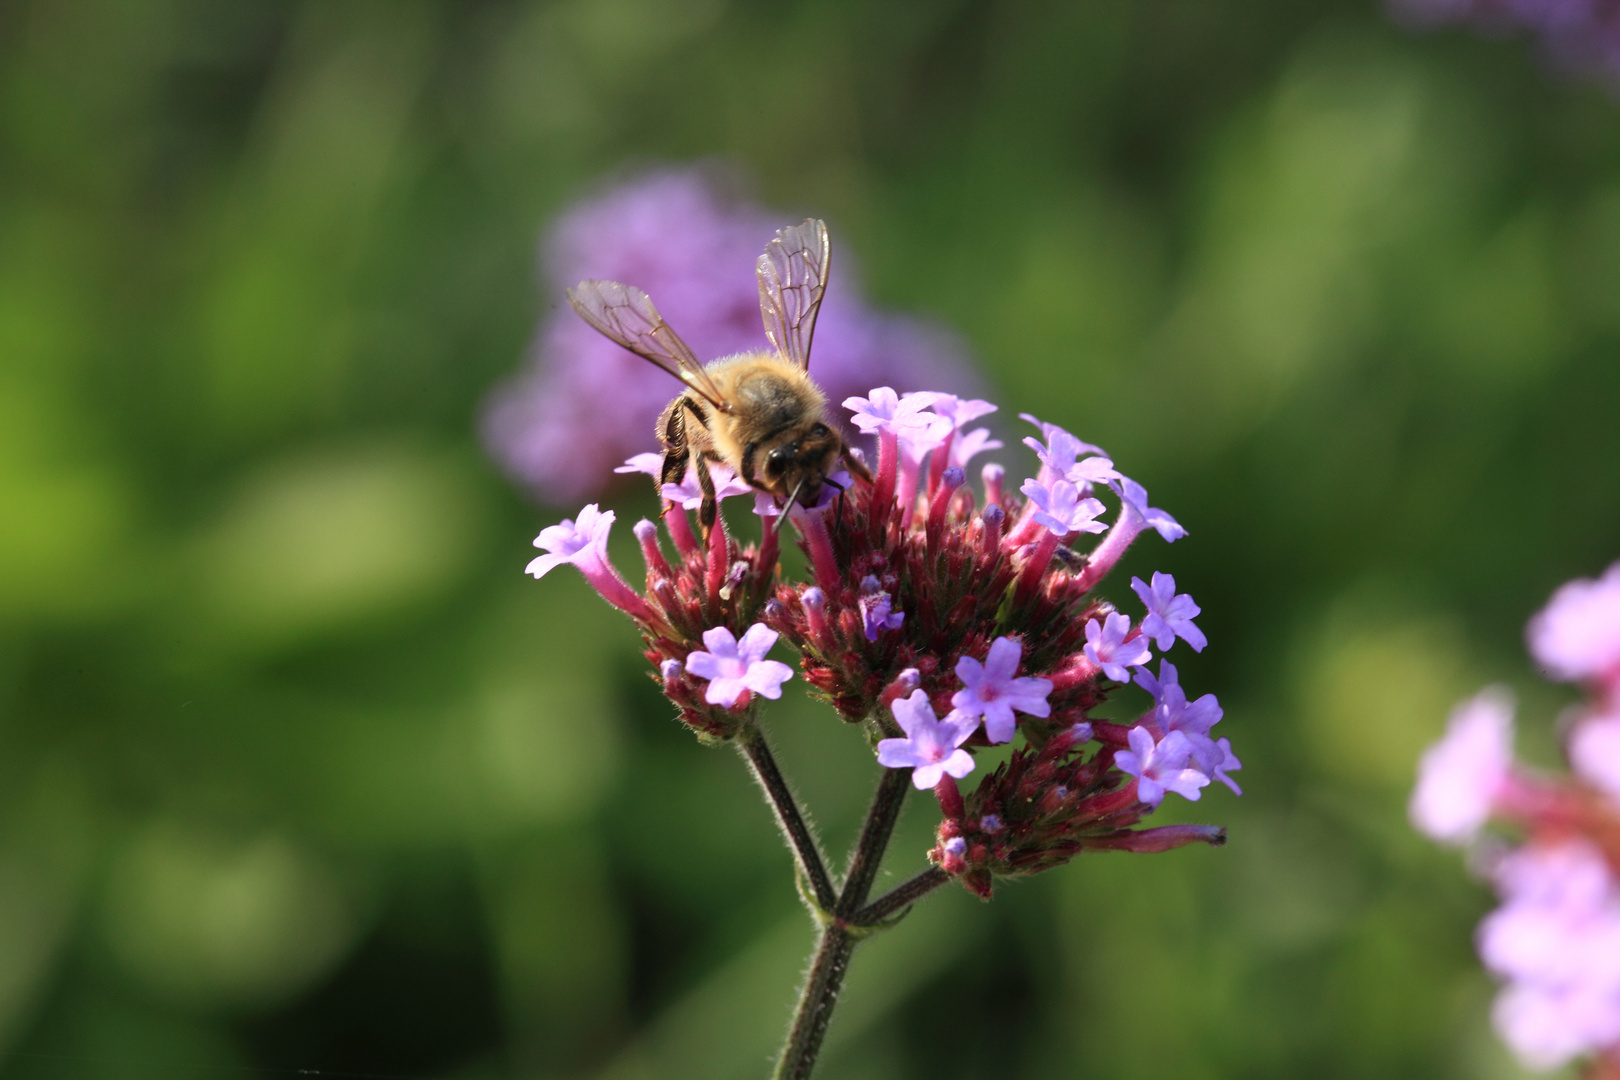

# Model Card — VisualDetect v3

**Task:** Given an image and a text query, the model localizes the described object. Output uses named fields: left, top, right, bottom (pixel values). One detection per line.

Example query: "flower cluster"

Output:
left=1411, top=562, right=1620, bottom=1073
left=528, top=387, right=1238, bottom=897
left=483, top=167, right=979, bottom=503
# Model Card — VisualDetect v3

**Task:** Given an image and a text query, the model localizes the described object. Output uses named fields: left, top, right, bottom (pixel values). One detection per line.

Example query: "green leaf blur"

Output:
left=0, top=1, right=1614, bottom=1078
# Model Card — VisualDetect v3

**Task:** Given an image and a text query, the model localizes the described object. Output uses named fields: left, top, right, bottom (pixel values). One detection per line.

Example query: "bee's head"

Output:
left=763, top=421, right=842, bottom=507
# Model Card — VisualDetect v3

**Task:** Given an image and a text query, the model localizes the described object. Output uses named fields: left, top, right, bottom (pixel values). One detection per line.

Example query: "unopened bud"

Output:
left=764, top=598, right=787, bottom=623
left=879, top=668, right=921, bottom=708
left=634, top=519, right=671, bottom=580
left=979, top=814, right=1003, bottom=834
left=801, top=586, right=832, bottom=645
left=980, top=503, right=1004, bottom=554
left=660, top=658, right=683, bottom=688
left=982, top=463, right=1005, bottom=506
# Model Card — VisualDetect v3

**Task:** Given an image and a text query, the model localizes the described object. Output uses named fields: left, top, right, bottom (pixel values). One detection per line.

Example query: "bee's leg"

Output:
left=658, top=402, right=687, bottom=491
left=840, top=438, right=873, bottom=484
left=694, top=454, right=719, bottom=539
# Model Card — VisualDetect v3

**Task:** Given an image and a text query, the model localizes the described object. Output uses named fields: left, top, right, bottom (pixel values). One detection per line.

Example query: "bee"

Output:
left=567, top=218, right=871, bottom=535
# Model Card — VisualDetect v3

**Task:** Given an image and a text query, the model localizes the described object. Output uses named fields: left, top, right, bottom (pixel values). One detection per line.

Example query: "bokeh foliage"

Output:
left=1, top=0, right=1618, bottom=1077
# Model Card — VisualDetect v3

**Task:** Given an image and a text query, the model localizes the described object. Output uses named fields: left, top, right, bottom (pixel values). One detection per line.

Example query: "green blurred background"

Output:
left=3, top=0, right=1619, bottom=1077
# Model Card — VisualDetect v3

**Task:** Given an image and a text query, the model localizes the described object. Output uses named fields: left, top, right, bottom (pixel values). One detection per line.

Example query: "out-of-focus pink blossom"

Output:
left=1527, top=561, right=1620, bottom=687
left=1410, top=687, right=1515, bottom=845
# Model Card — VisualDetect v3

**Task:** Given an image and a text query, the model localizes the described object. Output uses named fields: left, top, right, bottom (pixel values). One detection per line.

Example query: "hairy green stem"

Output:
left=772, top=923, right=856, bottom=1080
left=738, top=724, right=838, bottom=914
left=851, top=866, right=950, bottom=926
left=772, top=766, right=914, bottom=1080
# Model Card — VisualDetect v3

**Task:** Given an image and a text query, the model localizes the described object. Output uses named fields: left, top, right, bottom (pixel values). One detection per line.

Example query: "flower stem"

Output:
left=772, top=924, right=856, bottom=1080
left=772, top=767, right=912, bottom=1080
left=851, top=866, right=950, bottom=926
left=738, top=724, right=838, bottom=914
left=836, top=767, right=912, bottom=918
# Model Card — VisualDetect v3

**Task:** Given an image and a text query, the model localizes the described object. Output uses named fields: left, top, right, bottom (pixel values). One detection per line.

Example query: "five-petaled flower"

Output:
left=1021, top=479, right=1108, bottom=538
left=951, top=637, right=1054, bottom=744
left=877, top=690, right=979, bottom=790
left=1116, top=726, right=1211, bottom=807
left=1132, top=572, right=1207, bottom=653
left=685, top=624, right=795, bottom=708
left=1084, top=612, right=1151, bottom=681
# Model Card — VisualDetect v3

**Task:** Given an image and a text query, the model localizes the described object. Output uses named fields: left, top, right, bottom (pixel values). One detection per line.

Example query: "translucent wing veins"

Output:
left=757, top=218, right=831, bottom=370
left=566, top=280, right=731, bottom=411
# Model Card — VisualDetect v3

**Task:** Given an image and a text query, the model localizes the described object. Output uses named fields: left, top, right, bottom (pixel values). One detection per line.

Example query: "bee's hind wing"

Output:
left=567, top=280, right=731, bottom=412
left=757, top=218, right=830, bottom=370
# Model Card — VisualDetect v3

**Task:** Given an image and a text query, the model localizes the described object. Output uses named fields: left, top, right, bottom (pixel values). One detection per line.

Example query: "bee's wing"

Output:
left=757, top=218, right=831, bottom=371
left=566, top=280, right=731, bottom=412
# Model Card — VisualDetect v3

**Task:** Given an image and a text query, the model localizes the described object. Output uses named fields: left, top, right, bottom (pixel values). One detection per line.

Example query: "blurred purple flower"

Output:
left=1527, top=560, right=1620, bottom=684
left=484, top=166, right=979, bottom=504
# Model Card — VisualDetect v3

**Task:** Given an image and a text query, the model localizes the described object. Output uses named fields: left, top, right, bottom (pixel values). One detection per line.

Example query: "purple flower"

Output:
left=1131, top=572, right=1207, bottom=653
left=876, top=690, right=978, bottom=789
left=1526, top=561, right=1620, bottom=685
left=1112, top=477, right=1186, bottom=543
left=1020, top=478, right=1108, bottom=538
left=1020, top=414, right=1107, bottom=486
left=843, top=387, right=954, bottom=445
left=685, top=624, right=795, bottom=708
left=1134, top=660, right=1235, bottom=789
left=1210, top=737, right=1243, bottom=795
left=928, top=394, right=998, bottom=430
left=615, top=452, right=665, bottom=478
left=858, top=576, right=905, bottom=641
left=1570, top=712, right=1620, bottom=803
left=1116, top=726, right=1211, bottom=807
left=526, top=503, right=615, bottom=580
left=1409, top=687, right=1515, bottom=845
left=950, top=427, right=1003, bottom=471
left=483, top=167, right=977, bottom=503
left=661, top=462, right=752, bottom=509
left=752, top=470, right=850, bottom=519
left=951, top=636, right=1055, bottom=744
left=525, top=504, right=652, bottom=619
left=1084, top=612, right=1152, bottom=682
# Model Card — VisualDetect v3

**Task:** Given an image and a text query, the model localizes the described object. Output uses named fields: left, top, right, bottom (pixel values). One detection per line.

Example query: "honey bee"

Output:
left=567, top=218, right=871, bottom=534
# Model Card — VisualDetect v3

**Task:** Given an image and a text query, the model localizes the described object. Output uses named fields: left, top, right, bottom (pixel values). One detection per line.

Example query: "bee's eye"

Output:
left=810, top=423, right=829, bottom=439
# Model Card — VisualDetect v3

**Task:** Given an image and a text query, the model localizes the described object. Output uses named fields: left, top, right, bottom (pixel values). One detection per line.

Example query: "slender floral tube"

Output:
left=665, top=501, right=700, bottom=559
left=927, top=466, right=966, bottom=555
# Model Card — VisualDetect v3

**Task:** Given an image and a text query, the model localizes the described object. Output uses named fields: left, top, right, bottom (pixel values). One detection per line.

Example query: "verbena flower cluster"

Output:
left=1412, top=562, right=1620, bottom=1073
left=529, top=389, right=1238, bottom=898
left=483, top=168, right=978, bottom=503
left=1389, top=0, right=1620, bottom=91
